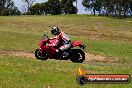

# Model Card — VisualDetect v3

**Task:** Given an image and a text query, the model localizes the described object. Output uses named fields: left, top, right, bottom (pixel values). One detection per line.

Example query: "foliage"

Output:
left=0, top=0, right=20, bottom=16
left=82, top=0, right=132, bottom=18
left=61, top=0, right=77, bottom=14
left=22, top=0, right=35, bottom=12
left=28, top=0, right=77, bottom=15
left=82, top=0, right=102, bottom=16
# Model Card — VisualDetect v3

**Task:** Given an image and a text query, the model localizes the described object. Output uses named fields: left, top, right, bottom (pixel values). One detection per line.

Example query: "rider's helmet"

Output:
left=51, top=27, right=60, bottom=35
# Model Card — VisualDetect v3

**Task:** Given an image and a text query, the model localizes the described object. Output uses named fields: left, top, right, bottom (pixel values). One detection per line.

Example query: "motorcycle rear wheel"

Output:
left=70, top=49, right=85, bottom=63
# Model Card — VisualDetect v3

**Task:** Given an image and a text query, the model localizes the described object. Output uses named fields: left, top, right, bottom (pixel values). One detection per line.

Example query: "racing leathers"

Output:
left=47, top=32, right=71, bottom=52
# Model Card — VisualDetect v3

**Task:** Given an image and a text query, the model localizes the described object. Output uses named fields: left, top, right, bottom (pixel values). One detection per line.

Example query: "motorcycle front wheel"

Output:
left=35, top=49, right=48, bottom=60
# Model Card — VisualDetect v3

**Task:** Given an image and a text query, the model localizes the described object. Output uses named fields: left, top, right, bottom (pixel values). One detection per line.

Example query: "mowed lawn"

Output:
left=0, top=15, right=132, bottom=88
left=0, top=15, right=132, bottom=62
left=0, top=56, right=132, bottom=88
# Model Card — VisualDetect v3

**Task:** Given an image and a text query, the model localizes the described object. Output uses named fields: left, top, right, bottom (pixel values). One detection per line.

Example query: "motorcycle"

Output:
left=35, top=32, right=86, bottom=63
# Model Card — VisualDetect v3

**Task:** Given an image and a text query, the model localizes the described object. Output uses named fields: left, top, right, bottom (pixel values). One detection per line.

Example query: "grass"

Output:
left=86, top=40, right=132, bottom=62
left=0, top=15, right=132, bottom=87
left=0, top=29, right=132, bottom=63
left=0, top=30, right=39, bottom=52
left=0, top=15, right=132, bottom=62
left=0, top=56, right=132, bottom=88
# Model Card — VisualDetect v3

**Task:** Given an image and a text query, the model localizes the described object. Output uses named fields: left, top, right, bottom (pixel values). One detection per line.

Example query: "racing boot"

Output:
left=56, top=49, right=69, bottom=59
left=62, top=52, right=69, bottom=58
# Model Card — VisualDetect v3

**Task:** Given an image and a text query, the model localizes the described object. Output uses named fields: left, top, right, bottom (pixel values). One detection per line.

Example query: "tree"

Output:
left=22, top=0, right=35, bottom=12
left=103, top=0, right=131, bottom=18
left=29, top=0, right=77, bottom=15
left=0, top=0, right=20, bottom=16
left=61, top=0, right=77, bottom=14
left=72, top=0, right=77, bottom=10
left=73, top=0, right=78, bottom=14
left=0, top=0, right=14, bottom=9
left=29, top=3, right=41, bottom=15
left=82, top=0, right=132, bottom=17
left=29, top=0, right=61, bottom=15
left=47, top=0, right=61, bottom=15
left=130, top=1, right=132, bottom=14
left=82, top=0, right=102, bottom=16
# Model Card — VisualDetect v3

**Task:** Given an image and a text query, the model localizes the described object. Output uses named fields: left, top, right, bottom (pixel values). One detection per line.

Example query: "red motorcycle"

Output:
left=35, top=33, right=86, bottom=63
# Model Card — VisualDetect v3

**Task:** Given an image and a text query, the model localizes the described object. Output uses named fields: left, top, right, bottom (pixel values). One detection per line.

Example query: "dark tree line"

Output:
left=82, top=0, right=132, bottom=18
left=28, top=0, right=77, bottom=15
left=1, top=0, right=132, bottom=18
left=0, top=0, right=20, bottom=16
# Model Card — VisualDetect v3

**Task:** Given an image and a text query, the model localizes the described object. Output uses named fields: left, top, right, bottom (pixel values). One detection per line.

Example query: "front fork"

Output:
left=38, top=48, right=43, bottom=54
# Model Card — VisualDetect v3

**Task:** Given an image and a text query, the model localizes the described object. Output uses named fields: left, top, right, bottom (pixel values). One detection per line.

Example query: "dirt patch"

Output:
left=0, top=51, right=119, bottom=63
left=85, top=53, right=119, bottom=63
left=0, top=51, right=34, bottom=58
left=10, top=51, right=35, bottom=58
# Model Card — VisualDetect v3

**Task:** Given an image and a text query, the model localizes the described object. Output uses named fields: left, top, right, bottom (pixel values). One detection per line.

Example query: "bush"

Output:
left=0, top=8, right=21, bottom=16
left=1, top=9, right=10, bottom=16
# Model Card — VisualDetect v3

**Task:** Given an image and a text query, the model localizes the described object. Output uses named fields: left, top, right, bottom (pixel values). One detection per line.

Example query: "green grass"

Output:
left=0, top=15, right=132, bottom=61
left=86, top=40, right=132, bottom=62
left=0, top=56, right=132, bottom=88
left=0, top=15, right=132, bottom=87
left=0, top=30, right=39, bottom=52
left=0, top=29, right=132, bottom=63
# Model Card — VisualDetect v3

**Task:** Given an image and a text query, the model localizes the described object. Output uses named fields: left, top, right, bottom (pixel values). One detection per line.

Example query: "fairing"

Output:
left=72, top=41, right=83, bottom=47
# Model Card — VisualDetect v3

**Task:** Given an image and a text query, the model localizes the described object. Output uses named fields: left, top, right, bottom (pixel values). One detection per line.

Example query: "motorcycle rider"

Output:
left=47, top=27, right=71, bottom=58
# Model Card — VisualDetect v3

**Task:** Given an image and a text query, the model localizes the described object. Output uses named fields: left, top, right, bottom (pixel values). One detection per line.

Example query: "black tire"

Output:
left=70, top=49, right=85, bottom=63
left=35, top=49, right=48, bottom=60
left=76, top=75, right=87, bottom=85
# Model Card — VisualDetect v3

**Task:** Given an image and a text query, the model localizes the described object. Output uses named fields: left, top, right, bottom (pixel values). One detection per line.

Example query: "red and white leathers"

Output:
left=47, top=32, right=71, bottom=52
